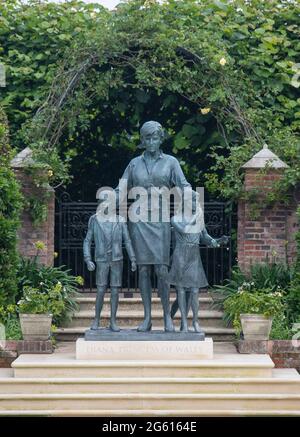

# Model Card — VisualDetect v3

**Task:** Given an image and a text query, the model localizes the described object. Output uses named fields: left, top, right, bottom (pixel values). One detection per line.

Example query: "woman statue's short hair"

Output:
left=140, top=121, right=165, bottom=140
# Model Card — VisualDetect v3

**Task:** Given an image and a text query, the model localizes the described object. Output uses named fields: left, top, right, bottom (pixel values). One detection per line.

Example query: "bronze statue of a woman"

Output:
left=116, top=121, right=191, bottom=332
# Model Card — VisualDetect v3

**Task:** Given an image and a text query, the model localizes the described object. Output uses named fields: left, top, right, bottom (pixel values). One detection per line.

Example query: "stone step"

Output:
left=62, top=310, right=225, bottom=328
left=12, top=354, right=274, bottom=378
left=1, top=408, right=300, bottom=416
left=1, top=392, right=299, bottom=412
left=75, top=296, right=215, bottom=312
left=55, top=326, right=236, bottom=342
left=82, top=290, right=214, bottom=298
left=0, top=407, right=299, bottom=417
left=0, top=369, right=299, bottom=395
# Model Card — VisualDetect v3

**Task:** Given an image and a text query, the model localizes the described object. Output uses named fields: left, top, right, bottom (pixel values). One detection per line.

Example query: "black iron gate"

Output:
left=55, top=192, right=235, bottom=292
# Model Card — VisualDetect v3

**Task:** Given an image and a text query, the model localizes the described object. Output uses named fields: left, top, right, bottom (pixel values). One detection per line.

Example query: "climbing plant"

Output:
left=286, top=206, right=300, bottom=325
left=0, top=106, right=23, bottom=306
left=1, top=0, right=299, bottom=204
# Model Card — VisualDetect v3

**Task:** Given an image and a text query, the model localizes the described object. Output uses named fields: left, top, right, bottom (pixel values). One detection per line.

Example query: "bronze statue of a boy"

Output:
left=83, top=189, right=136, bottom=331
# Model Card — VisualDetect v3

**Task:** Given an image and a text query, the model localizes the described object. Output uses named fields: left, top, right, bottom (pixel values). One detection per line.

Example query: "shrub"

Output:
left=18, top=285, right=65, bottom=319
left=247, top=262, right=292, bottom=292
left=0, top=304, right=22, bottom=340
left=16, top=254, right=81, bottom=325
left=223, top=286, right=285, bottom=336
left=286, top=207, right=300, bottom=324
left=270, top=313, right=293, bottom=340
left=215, top=262, right=292, bottom=299
left=0, top=106, right=23, bottom=306
left=216, top=262, right=294, bottom=338
left=4, top=316, right=22, bottom=340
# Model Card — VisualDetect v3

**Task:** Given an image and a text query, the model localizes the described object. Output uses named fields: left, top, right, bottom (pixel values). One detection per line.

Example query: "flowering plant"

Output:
left=17, top=284, right=65, bottom=316
left=17, top=255, right=82, bottom=324
left=223, top=285, right=285, bottom=334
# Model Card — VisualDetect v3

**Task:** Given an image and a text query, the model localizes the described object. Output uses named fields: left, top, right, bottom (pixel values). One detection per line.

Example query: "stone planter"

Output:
left=19, top=314, right=52, bottom=341
left=240, top=314, right=272, bottom=341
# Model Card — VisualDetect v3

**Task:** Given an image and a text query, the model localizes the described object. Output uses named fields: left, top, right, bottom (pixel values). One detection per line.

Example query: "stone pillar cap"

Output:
left=242, top=144, right=289, bottom=169
left=10, top=147, right=34, bottom=168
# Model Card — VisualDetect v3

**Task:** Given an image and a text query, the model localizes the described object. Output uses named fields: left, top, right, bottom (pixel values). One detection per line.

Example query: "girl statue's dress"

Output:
left=168, top=207, right=218, bottom=333
left=168, top=219, right=215, bottom=289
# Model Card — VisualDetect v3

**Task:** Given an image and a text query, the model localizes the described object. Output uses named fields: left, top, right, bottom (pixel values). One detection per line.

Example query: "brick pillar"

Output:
left=238, top=145, right=298, bottom=273
left=11, top=148, right=55, bottom=266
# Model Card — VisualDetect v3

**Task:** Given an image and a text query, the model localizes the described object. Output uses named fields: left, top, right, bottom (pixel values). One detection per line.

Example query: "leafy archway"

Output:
left=20, top=0, right=299, bottom=204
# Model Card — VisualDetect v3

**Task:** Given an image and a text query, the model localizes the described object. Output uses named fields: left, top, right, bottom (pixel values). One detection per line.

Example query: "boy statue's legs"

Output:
left=91, top=261, right=109, bottom=330
left=109, top=259, right=122, bottom=332
left=110, top=286, right=120, bottom=332
left=91, top=285, right=106, bottom=330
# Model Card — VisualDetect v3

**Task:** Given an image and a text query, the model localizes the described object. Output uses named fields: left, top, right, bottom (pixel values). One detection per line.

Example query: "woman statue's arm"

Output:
left=171, top=158, right=191, bottom=189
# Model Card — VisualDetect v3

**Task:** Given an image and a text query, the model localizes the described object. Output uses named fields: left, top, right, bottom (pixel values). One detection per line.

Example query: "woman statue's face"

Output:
left=142, top=130, right=162, bottom=153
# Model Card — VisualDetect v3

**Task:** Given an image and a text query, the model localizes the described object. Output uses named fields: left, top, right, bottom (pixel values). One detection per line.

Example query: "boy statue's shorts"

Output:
left=96, top=259, right=123, bottom=287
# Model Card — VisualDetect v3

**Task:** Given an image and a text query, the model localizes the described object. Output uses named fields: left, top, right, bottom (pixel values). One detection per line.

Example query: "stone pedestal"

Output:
left=84, top=328, right=205, bottom=341
left=76, top=335, right=213, bottom=361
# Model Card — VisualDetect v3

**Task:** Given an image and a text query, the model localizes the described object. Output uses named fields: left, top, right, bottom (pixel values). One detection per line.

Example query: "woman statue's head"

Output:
left=139, top=121, right=165, bottom=153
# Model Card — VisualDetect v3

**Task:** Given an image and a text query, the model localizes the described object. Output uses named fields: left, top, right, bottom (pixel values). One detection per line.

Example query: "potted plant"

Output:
left=18, top=283, right=65, bottom=340
left=223, top=285, right=285, bottom=340
left=17, top=244, right=81, bottom=327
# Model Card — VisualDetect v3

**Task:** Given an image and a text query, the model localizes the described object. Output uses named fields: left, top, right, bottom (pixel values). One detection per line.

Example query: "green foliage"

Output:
left=0, top=0, right=299, bottom=203
left=270, top=313, right=293, bottom=340
left=0, top=303, right=18, bottom=324
left=5, top=317, right=22, bottom=340
left=223, top=286, right=285, bottom=335
left=0, top=304, right=22, bottom=340
left=215, top=262, right=292, bottom=301
left=0, top=106, right=23, bottom=306
left=286, top=206, right=300, bottom=324
left=0, top=0, right=107, bottom=148
left=244, top=262, right=292, bottom=292
left=286, top=281, right=300, bottom=325
left=216, top=261, right=298, bottom=338
left=18, top=285, right=65, bottom=318
left=17, top=256, right=81, bottom=325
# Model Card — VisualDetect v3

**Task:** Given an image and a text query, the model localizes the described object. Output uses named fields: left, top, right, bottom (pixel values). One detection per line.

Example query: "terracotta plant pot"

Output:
left=19, top=313, right=52, bottom=340
left=240, top=313, right=273, bottom=340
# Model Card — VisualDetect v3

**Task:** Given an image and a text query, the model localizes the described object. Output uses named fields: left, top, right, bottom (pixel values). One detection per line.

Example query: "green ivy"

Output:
left=0, top=0, right=299, bottom=204
left=286, top=206, right=300, bottom=325
left=0, top=106, right=23, bottom=306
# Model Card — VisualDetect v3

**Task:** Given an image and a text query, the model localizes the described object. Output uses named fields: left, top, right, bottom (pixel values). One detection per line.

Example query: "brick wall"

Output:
left=238, top=340, right=300, bottom=373
left=238, top=169, right=299, bottom=272
left=0, top=340, right=53, bottom=368
left=269, top=340, right=300, bottom=371
left=13, top=168, right=55, bottom=266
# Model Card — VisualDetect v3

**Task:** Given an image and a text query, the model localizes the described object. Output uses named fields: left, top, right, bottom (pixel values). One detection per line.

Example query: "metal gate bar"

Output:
left=55, top=192, right=235, bottom=292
